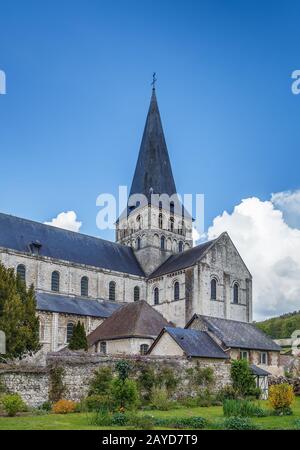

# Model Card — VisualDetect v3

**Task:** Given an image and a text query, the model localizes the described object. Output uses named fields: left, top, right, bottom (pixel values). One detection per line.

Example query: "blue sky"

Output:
left=0, top=0, right=299, bottom=243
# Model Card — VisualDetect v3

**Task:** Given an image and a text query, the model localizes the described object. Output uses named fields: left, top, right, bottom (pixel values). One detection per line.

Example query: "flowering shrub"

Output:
left=52, top=399, right=77, bottom=414
left=269, top=384, right=294, bottom=415
left=1, top=393, right=26, bottom=417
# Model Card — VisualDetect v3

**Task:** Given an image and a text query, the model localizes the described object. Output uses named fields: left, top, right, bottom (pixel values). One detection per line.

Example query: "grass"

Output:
left=0, top=398, right=299, bottom=430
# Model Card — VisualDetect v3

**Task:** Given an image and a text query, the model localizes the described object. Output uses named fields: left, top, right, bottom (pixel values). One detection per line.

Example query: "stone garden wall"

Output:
left=0, top=351, right=231, bottom=408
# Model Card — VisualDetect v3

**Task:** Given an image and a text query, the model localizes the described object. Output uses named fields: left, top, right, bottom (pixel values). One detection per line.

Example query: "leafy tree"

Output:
left=230, top=359, right=256, bottom=397
left=68, top=321, right=88, bottom=351
left=0, top=263, right=40, bottom=359
left=88, top=367, right=113, bottom=396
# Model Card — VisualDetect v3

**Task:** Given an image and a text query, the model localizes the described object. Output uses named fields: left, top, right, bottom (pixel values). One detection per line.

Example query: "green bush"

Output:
left=1, top=393, right=26, bottom=417
left=294, top=419, right=300, bottom=429
left=156, top=367, right=178, bottom=394
left=88, top=367, right=113, bottom=396
left=111, top=378, right=139, bottom=410
left=129, top=414, right=155, bottom=430
left=38, top=401, right=52, bottom=411
left=89, top=409, right=112, bottom=426
left=223, top=399, right=266, bottom=418
left=111, top=412, right=128, bottom=426
left=115, top=360, right=131, bottom=381
left=154, top=416, right=207, bottom=429
left=216, top=385, right=238, bottom=401
left=223, top=416, right=259, bottom=430
left=85, top=394, right=113, bottom=412
left=230, top=360, right=257, bottom=398
left=138, top=366, right=156, bottom=401
left=150, top=386, right=172, bottom=410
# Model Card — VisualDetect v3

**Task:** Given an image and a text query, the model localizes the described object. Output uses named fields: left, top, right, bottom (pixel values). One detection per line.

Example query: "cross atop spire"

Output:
left=151, top=72, right=157, bottom=90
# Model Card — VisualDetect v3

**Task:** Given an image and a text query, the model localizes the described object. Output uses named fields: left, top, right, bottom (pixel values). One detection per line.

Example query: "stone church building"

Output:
left=0, top=86, right=274, bottom=367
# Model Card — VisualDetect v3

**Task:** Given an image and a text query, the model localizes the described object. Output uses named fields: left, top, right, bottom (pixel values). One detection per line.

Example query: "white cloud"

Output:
left=271, top=190, right=300, bottom=229
left=44, top=211, right=82, bottom=232
left=207, top=193, right=300, bottom=321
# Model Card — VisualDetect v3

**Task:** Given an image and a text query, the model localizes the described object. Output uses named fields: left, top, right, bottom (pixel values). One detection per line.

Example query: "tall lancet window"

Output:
left=51, top=271, right=60, bottom=292
left=109, top=281, right=116, bottom=301
left=154, top=287, right=159, bottom=305
left=211, top=278, right=217, bottom=300
left=81, top=276, right=89, bottom=297
left=158, top=213, right=163, bottom=229
left=160, top=235, right=165, bottom=250
left=233, top=283, right=239, bottom=304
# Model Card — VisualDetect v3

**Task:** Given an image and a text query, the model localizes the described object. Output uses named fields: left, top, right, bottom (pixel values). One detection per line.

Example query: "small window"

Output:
left=240, top=350, right=249, bottom=360
left=260, top=352, right=268, bottom=365
left=174, top=281, right=180, bottom=301
left=170, top=201, right=174, bottom=215
left=51, top=271, right=60, bottom=292
left=160, top=235, right=165, bottom=250
left=100, top=341, right=107, bottom=355
left=178, top=241, right=183, bottom=252
left=158, top=213, right=163, bottom=229
left=66, top=322, right=74, bottom=343
left=136, top=215, right=141, bottom=229
left=154, top=287, right=159, bottom=305
left=134, top=286, right=140, bottom=302
left=159, top=201, right=163, bottom=210
left=137, top=237, right=141, bottom=250
left=140, top=344, right=149, bottom=355
left=233, top=283, right=239, bottom=304
left=169, top=217, right=174, bottom=232
left=81, top=276, right=89, bottom=297
left=109, top=281, right=116, bottom=301
left=211, top=278, right=217, bottom=300
left=16, top=264, right=26, bottom=283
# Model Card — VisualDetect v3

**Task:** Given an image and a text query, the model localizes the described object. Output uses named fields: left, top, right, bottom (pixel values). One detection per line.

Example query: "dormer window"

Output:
left=29, top=240, right=42, bottom=255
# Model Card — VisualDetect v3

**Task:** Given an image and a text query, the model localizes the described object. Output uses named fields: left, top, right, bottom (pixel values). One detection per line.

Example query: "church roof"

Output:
left=149, top=239, right=216, bottom=278
left=150, top=327, right=229, bottom=359
left=186, top=315, right=281, bottom=352
left=87, top=300, right=171, bottom=345
left=36, top=292, right=122, bottom=318
left=0, top=212, right=144, bottom=276
left=129, top=88, right=177, bottom=204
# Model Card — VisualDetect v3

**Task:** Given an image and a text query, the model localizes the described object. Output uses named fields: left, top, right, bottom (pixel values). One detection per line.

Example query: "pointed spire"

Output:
left=129, top=84, right=177, bottom=203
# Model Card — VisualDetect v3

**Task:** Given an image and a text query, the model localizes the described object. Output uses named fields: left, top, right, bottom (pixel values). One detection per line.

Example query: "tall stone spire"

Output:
left=129, top=87, right=177, bottom=202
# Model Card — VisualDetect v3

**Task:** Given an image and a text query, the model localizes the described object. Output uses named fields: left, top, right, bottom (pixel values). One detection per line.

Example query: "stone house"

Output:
left=87, top=300, right=171, bottom=356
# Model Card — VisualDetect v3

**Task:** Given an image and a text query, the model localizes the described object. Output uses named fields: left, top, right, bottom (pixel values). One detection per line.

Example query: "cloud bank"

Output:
left=207, top=191, right=300, bottom=321
left=44, top=211, right=82, bottom=232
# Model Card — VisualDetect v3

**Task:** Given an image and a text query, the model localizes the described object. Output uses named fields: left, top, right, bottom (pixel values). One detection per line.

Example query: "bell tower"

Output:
left=116, top=84, right=193, bottom=275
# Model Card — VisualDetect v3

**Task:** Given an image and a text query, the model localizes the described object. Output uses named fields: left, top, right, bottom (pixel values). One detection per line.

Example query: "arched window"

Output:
left=170, top=201, right=174, bottom=215
left=81, top=276, right=89, bottom=297
left=159, top=201, right=163, bottom=210
left=134, top=286, right=140, bottom=302
left=136, top=215, right=141, bottom=230
left=178, top=221, right=185, bottom=235
left=16, top=264, right=26, bottom=283
left=158, top=213, right=163, bottom=229
left=169, top=217, right=174, bottom=232
left=233, top=283, right=239, bottom=304
left=160, top=235, right=165, bottom=250
left=66, top=322, right=74, bottom=343
left=174, top=281, right=180, bottom=300
left=100, top=341, right=107, bottom=355
left=109, top=281, right=116, bottom=301
left=211, top=278, right=217, bottom=300
left=154, top=287, right=159, bottom=305
left=51, top=271, right=60, bottom=292
left=178, top=241, right=183, bottom=252
left=137, top=237, right=141, bottom=250
left=140, top=344, right=149, bottom=355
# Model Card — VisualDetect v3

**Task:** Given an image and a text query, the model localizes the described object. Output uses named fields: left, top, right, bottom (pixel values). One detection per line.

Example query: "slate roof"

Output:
left=87, top=300, right=171, bottom=345
left=250, top=364, right=270, bottom=377
left=157, top=327, right=229, bottom=359
left=36, top=292, right=122, bottom=318
left=0, top=212, right=144, bottom=276
left=129, top=88, right=177, bottom=204
left=189, top=315, right=281, bottom=352
left=149, top=239, right=216, bottom=278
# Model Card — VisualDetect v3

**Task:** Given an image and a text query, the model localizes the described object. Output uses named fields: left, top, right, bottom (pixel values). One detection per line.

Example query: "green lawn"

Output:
left=0, top=398, right=300, bottom=430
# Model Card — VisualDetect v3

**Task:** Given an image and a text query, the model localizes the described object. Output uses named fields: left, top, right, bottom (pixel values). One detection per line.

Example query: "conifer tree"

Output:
left=68, top=321, right=88, bottom=351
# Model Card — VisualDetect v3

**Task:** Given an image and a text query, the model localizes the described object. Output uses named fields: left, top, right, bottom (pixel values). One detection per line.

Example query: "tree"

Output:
left=230, top=359, right=257, bottom=397
left=0, top=263, right=40, bottom=359
left=68, top=321, right=88, bottom=351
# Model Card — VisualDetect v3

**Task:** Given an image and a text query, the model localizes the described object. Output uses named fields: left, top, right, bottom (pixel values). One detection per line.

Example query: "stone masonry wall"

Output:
left=0, top=351, right=231, bottom=408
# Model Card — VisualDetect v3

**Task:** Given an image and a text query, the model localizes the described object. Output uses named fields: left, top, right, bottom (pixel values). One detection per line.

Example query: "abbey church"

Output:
left=0, top=86, right=281, bottom=375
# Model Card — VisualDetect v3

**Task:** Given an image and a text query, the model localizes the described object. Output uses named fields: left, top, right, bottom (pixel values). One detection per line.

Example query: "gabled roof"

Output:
left=150, top=327, right=229, bottom=359
left=129, top=88, right=177, bottom=204
left=149, top=239, right=216, bottom=278
left=187, top=315, right=281, bottom=352
left=36, top=292, right=122, bottom=318
left=250, top=364, right=270, bottom=376
left=0, top=212, right=144, bottom=276
left=87, top=300, right=171, bottom=345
